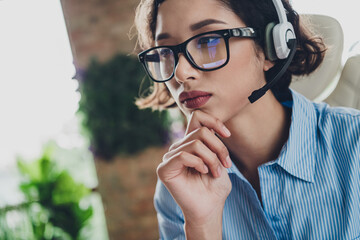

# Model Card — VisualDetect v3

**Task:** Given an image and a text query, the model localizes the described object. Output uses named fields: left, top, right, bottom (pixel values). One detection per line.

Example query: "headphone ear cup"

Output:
left=264, top=22, right=278, bottom=61
left=273, top=22, right=295, bottom=59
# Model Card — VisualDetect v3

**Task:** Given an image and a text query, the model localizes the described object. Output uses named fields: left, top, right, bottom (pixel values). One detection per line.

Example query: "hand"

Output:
left=157, top=110, right=233, bottom=236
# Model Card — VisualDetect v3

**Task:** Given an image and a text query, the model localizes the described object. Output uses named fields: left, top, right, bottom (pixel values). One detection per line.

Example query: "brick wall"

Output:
left=59, top=1, right=167, bottom=239
left=95, top=146, right=168, bottom=240
left=60, top=0, right=139, bottom=69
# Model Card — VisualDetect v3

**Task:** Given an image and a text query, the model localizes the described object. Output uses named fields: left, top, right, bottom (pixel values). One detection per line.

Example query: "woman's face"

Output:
left=156, top=0, right=272, bottom=122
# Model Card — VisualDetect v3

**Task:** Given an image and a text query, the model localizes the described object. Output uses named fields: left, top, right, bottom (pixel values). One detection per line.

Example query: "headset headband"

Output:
left=271, top=0, right=296, bottom=59
left=272, top=0, right=288, bottom=24
left=248, top=0, right=297, bottom=103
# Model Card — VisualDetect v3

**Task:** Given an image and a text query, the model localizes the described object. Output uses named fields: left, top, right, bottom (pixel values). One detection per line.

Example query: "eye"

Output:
left=197, top=36, right=221, bottom=46
left=159, top=48, right=173, bottom=57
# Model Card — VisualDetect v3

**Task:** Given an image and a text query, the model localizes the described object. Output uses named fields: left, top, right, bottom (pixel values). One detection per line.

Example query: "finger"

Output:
left=168, top=127, right=232, bottom=168
left=186, top=110, right=231, bottom=138
left=175, top=139, right=223, bottom=178
left=195, top=127, right=232, bottom=168
left=157, top=151, right=209, bottom=182
left=168, top=138, right=183, bottom=152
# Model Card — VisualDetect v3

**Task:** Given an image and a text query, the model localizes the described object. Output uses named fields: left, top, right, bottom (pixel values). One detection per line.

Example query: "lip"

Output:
left=179, top=90, right=212, bottom=109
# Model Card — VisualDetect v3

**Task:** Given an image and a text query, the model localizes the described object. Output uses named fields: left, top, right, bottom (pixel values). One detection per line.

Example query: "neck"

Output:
left=221, top=91, right=292, bottom=174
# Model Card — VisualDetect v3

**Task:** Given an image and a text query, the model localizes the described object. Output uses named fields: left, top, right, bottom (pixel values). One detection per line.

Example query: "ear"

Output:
left=263, top=59, right=275, bottom=72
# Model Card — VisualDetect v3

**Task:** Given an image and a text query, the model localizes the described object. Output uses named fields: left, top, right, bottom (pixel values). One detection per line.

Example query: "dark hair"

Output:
left=133, top=0, right=326, bottom=110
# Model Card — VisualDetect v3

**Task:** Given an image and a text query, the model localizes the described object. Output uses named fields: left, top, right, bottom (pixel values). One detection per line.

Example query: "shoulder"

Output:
left=313, top=101, right=360, bottom=156
left=291, top=88, right=360, bottom=126
left=315, top=101, right=360, bottom=118
left=314, top=101, right=360, bottom=135
left=291, top=88, right=360, bottom=155
left=290, top=90, right=360, bottom=150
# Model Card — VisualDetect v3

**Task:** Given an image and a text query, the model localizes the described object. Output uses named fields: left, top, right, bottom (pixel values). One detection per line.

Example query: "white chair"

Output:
left=290, top=14, right=344, bottom=102
left=325, top=54, right=360, bottom=109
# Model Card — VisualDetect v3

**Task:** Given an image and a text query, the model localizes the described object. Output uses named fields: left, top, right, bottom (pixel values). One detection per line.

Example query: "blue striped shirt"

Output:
left=154, top=89, right=360, bottom=239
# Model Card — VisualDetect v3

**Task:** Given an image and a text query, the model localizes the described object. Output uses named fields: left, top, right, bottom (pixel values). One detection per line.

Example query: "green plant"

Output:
left=12, top=149, right=93, bottom=240
left=77, top=54, right=170, bottom=159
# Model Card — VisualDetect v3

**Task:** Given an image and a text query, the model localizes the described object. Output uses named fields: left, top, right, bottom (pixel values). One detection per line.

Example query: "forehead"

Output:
left=155, top=0, right=245, bottom=42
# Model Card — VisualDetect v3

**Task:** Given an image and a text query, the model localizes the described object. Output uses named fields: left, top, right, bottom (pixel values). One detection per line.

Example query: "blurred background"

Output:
left=0, top=0, right=359, bottom=239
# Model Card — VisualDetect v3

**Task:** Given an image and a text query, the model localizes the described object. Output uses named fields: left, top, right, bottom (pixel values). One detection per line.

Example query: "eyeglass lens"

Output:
left=144, top=48, right=175, bottom=81
left=187, top=33, right=227, bottom=69
left=144, top=33, right=227, bottom=81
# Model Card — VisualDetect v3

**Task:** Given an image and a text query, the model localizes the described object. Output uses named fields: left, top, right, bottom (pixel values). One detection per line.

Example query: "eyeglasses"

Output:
left=138, top=27, right=258, bottom=82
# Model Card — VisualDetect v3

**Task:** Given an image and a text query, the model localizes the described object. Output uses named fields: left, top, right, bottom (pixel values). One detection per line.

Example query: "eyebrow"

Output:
left=190, top=19, right=226, bottom=31
left=155, top=19, right=227, bottom=42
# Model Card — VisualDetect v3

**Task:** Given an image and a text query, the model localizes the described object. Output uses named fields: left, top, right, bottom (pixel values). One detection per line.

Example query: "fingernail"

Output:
left=226, top=156, right=232, bottom=168
left=217, top=166, right=222, bottom=177
left=222, top=125, right=231, bottom=137
left=203, top=165, right=209, bottom=173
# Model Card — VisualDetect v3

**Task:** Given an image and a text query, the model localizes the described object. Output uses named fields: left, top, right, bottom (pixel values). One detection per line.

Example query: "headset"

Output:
left=248, top=0, right=297, bottom=103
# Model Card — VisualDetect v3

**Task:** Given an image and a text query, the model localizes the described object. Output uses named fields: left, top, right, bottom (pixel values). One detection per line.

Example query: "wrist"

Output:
left=184, top=211, right=223, bottom=240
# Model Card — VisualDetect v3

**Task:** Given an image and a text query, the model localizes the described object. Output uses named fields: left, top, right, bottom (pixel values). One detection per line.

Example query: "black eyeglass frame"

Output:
left=138, top=27, right=259, bottom=82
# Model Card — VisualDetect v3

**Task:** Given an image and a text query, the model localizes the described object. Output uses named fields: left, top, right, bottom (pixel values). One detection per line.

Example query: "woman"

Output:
left=134, top=0, right=360, bottom=239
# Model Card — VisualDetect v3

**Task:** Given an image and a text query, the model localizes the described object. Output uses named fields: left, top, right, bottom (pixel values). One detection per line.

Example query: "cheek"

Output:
left=221, top=41, right=265, bottom=90
left=165, top=81, right=191, bottom=115
left=165, top=80, right=179, bottom=99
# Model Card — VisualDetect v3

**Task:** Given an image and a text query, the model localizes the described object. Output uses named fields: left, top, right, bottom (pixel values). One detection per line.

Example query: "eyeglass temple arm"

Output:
left=230, top=27, right=258, bottom=38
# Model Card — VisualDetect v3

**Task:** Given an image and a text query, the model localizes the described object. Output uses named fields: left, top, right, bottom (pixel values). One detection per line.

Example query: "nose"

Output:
left=174, top=53, right=199, bottom=84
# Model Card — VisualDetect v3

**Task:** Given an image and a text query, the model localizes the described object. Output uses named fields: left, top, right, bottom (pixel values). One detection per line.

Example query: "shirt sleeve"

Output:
left=154, top=178, right=186, bottom=240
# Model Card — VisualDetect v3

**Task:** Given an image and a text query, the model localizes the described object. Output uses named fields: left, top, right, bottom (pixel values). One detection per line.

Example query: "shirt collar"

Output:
left=275, top=89, right=317, bottom=183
